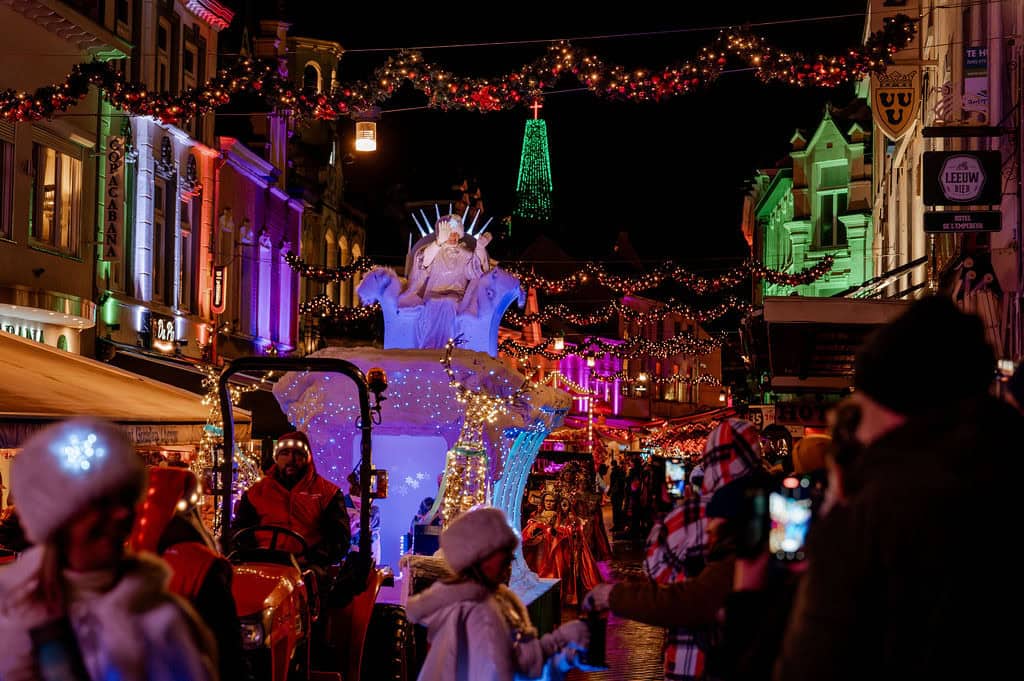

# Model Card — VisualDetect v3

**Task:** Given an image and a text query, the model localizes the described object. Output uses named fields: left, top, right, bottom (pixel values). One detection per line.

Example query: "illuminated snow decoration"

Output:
left=60, top=432, right=106, bottom=472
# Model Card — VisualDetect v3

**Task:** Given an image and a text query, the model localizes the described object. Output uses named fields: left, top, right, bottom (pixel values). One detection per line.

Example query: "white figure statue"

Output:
left=398, top=214, right=492, bottom=349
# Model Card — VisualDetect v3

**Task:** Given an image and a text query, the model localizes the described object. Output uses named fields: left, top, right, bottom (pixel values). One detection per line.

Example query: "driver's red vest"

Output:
left=243, top=466, right=339, bottom=553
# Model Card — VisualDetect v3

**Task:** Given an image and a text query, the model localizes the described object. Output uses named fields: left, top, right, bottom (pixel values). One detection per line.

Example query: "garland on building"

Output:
left=503, top=295, right=752, bottom=328
left=300, top=294, right=381, bottom=320
left=504, top=255, right=834, bottom=295
left=284, top=253, right=377, bottom=282
left=0, top=16, right=914, bottom=122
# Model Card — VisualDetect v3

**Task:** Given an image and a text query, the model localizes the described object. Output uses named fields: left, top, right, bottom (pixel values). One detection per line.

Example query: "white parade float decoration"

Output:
left=273, top=206, right=570, bottom=598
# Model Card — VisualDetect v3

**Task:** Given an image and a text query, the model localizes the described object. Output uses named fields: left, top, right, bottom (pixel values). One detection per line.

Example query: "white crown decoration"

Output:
left=410, top=202, right=493, bottom=239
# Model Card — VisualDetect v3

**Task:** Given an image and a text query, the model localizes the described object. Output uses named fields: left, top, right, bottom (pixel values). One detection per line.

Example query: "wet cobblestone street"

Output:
left=563, top=526, right=665, bottom=681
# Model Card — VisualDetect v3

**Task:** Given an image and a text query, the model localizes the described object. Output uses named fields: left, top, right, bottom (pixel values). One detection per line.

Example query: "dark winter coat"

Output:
left=775, top=396, right=1024, bottom=681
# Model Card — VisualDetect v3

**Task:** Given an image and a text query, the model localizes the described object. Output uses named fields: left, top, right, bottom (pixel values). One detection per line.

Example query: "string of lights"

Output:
left=504, top=256, right=835, bottom=295
left=502, top=296, right=753, bottom=327
left=438, top=338, right=538, bottom=524
left=590, top=369, right=721, bottom=386
left=543, top=370, right=597, bottom=396
left=0, top=16, right=914, bottom=122
left=284, top=253, right=377, bottom=282
left=193, top=365, right=275, bottom=532
left=300, top=294, right=381, bottom=320
left=498, top=329, right=725, bottom=361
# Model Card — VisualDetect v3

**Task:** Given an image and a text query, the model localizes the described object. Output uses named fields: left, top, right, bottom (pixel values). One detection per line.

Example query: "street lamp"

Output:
left=354, top=107, right=381, bottom=152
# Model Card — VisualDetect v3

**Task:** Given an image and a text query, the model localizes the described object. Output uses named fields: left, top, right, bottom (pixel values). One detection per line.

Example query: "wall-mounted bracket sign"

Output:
left=923, top=150, right=1001, bottom=206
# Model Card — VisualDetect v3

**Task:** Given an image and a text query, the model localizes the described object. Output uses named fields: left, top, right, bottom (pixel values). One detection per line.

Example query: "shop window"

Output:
left=303, top=62, right=322, bottom=98
left=0, top=138, right=12, bottom=240
left=278, top=251, right=293, bottom=345
left=817, top=191, right=848, bottom=248
left=153, top=181, right=166, bottom=301
left=179, top=200, right=193, bottom=312
left=31, top=143, right=82, bottom=256
left=157, top=18, right=171, bottom=92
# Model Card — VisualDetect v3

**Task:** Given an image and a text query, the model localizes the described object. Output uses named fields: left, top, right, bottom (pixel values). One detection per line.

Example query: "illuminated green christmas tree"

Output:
left=514, top=105, right=553, bottom=224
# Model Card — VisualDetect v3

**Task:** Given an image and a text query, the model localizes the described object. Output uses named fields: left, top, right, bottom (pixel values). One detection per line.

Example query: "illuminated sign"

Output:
left=0, top=319, right=45, bottom=344
left=150, top=312, right=177, bottom=353
left=102, top=136, right=125, bottom=262
left=211, top=265, right=227, bottom=314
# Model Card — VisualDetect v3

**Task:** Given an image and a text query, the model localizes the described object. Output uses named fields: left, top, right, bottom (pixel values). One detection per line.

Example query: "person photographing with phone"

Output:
left=775, top=296, right=1024, bottom=681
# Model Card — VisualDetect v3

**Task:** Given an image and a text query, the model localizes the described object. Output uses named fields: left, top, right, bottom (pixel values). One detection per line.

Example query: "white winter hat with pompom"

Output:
left=12, top=417, right=145, bottom=544
left=439, top=506, right=519, bottom=574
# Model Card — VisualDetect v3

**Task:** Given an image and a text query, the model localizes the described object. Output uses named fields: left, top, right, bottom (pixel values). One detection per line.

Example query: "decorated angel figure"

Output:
left=398, top=212, right=492, bottom=348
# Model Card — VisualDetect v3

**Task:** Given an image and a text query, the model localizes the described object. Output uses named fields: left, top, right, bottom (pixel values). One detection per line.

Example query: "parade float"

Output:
left=272, top=208, right=570, bottom=622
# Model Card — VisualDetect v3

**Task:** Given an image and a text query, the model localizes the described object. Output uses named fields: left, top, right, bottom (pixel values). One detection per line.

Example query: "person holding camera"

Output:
left=775, top=296, right=1024, bottom=681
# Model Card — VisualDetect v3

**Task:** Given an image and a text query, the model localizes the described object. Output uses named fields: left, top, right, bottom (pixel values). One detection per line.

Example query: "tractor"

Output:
left=216, top=356, right=417, bottom=681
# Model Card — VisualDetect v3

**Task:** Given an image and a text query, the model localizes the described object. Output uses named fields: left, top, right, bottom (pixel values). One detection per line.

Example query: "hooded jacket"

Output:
left=234, top=458, right=350, bottom=564
left=0, top=546, right=217, bottom=681
left=775, top=396, right=1024, bottom=681
left=407, top=580, right=579, bottom=681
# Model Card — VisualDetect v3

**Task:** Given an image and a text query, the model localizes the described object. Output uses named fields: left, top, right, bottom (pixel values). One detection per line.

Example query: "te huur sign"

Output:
left=924, top=211, right=1001, bottom=234
left=923, top=150, right=1001, bottom=206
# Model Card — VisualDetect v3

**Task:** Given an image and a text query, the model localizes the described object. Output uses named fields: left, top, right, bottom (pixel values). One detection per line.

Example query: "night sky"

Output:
left=256, top=1, right=867, bottom=268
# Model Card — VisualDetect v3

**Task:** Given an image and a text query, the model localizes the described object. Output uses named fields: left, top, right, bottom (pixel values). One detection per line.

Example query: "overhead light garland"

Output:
left=284, top=253, right=377, bottom=283
left=504, top=256, right=834, bottom=296
left=590, top=369, right=721, bottom=387
left=0, top=17, right=914, bottom=122
left=499, top=329, right=725, bottom=361
left=503, top=295, right=753, bottom=328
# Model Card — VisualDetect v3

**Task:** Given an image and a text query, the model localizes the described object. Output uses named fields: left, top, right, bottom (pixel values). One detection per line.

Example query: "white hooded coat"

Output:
left=406, top=580, right=578, bottom=681
left=0, top=546, right=218, bottom=681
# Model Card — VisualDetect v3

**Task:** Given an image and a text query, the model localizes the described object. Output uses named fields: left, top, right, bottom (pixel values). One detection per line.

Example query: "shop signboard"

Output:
left=924, top=211, right=1001, bottom=233
left=102, top=136, right=125, bottom=262
left=775, top=401, right=830, bottom=428
left=923, top=151, right=1001, bottom=206
left=871, top=68, right=920, bottom=140
left=963, top=46, right=989, bottom=122
left=746, top=404, right=776, bottom=431
left=211, top=265, right=227, bottom=314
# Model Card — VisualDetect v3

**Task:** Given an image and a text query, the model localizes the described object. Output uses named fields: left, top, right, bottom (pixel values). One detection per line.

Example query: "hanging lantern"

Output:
left=718, top=388, right=727, bottom=402
left=354, top=107, right=381, bottom=152
left=586, top=354, right=596, bottom=368
left=553, top=336, right=565, bottom=351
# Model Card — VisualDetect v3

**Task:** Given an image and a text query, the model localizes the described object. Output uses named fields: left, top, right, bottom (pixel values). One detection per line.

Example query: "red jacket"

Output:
left=237, top=464, right=342, bottom=554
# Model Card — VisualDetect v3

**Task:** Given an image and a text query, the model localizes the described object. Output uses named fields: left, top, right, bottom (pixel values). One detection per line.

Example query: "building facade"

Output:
left=93, top=0, right=233, bottom=365
left=743, top=107, right=874, bottom=303
left=284, top=32, right=367, bottom=338
left=865, top=0, right=1023, bottom=359
left=0, top=1, right=130, bottom=356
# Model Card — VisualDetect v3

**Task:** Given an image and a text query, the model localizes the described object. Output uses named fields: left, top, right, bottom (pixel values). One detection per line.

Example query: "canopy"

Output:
left=0, top=331, right=250, bottom=447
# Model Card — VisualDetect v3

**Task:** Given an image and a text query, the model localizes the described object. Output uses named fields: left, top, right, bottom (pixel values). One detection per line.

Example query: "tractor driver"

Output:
left=234, top=430, right=351, bottom=571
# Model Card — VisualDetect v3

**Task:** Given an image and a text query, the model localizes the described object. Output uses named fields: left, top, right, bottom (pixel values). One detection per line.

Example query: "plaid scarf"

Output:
left=644, top=419, right=763, bottom=680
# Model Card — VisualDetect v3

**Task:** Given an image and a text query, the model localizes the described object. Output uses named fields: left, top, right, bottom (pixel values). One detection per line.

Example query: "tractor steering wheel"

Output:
left=231, top=524, right=309, bottom=556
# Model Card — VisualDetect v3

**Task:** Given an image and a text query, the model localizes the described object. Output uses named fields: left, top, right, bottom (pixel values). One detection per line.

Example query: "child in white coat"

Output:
left=407, top=506, right=590, bottom=681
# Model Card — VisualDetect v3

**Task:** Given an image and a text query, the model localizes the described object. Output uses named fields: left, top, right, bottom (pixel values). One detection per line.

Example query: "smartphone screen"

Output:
left=769, top=483, right=813, bottom=561
left=665, top=460, right=687, bottom=498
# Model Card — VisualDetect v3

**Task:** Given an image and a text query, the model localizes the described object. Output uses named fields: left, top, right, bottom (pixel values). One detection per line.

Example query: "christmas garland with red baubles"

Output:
left=0, top=15, right=915, bottom=123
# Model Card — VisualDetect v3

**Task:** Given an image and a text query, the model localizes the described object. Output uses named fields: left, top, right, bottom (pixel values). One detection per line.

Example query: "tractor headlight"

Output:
left=239, top=617, right=265, bottom=650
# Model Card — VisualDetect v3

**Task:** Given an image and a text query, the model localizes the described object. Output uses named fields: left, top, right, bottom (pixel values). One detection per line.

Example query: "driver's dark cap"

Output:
left=275, top=431, right=311, bottom=457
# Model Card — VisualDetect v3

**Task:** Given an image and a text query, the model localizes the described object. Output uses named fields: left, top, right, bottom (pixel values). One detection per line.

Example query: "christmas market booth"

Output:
left=0, top=331, right=251, bottom=502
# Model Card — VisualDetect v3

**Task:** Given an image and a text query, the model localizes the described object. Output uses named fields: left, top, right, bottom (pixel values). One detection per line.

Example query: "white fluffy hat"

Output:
left=440, top=506, right=519, bottom=574
left=12, top=417, right=145, bottom=544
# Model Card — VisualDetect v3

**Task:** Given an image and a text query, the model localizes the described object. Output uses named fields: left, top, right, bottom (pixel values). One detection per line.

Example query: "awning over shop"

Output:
left=763, top=297, right=910, bottom=391
left=0, top=331, right=250, bottom=447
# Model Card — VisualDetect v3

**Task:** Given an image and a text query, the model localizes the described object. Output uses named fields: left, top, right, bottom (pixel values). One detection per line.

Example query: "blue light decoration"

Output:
left=272, top=346, right=571, bottom=572
left=59, top=432, right=106, bottom=472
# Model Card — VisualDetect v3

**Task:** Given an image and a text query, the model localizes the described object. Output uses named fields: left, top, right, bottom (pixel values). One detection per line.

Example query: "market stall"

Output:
left=0, top=331, right=250, bottom=502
